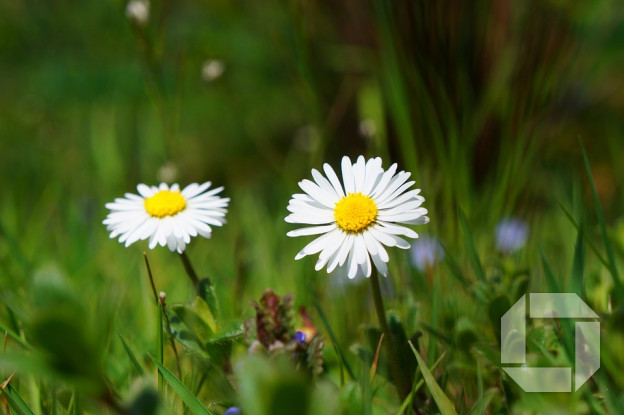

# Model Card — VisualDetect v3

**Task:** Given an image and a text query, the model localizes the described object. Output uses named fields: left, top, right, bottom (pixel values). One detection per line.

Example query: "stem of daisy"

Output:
left=144, top=254, right=164, bottom=392
left=179, top=250, right=200, bottom=291
left=370, top=269, right=411, bottom=402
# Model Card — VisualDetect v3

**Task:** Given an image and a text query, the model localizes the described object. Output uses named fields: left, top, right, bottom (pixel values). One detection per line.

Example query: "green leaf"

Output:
left=458, top=208, right=486, bottom=282
left=1, top=383, right=36, bottom=415
left=118, top=332, right=145, bottom=376
left=149, top=355, right=214, bottom=415
left=171, top=297, right=217, bottom=345
left=408, top=341, right=457, bottom=415
left=198, top=278, right=220, bottom=324
left=167, top=315, right=211, bottom=360
left=207, top=321, right=244, bottom=345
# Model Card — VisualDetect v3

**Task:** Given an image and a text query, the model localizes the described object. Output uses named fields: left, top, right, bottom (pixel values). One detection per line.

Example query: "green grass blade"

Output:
left=64, top=391, right=76, bottom=415
left=118, top=333, right=145, bottom=376
left=569, top=220, right=585, bottom=297
left=149, top=355, right=214, bottom=415
left=309, top=292, right=356, bottom=380
left=540, top=251, right=561, bottom=293
left=441, top=245, right=469, bottom=288
left=0, top=322, right=31, bottom=350
left=393, top=352, right=447, bottom=415
left=580, top=139, right=624, bottom=301
left=467, top=388, right=497, bottom=415
left=458, top=208, right=486, bottom=282
left=540, top=252, right=575, bottom=360
left=557, top=201, right=609, bottom=269
left=1, top=383, right=36, bottom=415
left=408, top=341, right=457, bottom=415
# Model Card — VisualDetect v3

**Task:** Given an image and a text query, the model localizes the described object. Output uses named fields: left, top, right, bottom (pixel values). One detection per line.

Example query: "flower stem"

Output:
left=143, top=254, right=163, bottom=391
left=179, top=250, right=200, bottom=291
left=370, top=269, right=411, bottom=402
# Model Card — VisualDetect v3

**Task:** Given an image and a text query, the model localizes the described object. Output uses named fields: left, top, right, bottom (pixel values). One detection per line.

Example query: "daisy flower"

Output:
left=286, top=155, right=429, bottom=279
left=104, top=182, right=229, bottom=253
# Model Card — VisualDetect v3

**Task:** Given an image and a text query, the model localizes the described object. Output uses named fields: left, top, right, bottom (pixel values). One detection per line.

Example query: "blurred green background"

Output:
left=1, top=0, right=624, bottom=413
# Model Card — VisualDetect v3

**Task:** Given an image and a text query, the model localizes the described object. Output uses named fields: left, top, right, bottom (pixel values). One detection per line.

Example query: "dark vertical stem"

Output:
left=370, top=269, right=410, bottom=402
left=143, top=253, right=159, bottom=303
left=179, top=251, right=200, bottom=291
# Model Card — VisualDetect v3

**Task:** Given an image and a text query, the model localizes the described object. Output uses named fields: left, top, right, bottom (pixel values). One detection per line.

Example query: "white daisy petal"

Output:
left=287, top=224, right=337, bottom=237
left=166, top=233, right=178, bottom=251
left=311, top=169, right=339, bottom=201
left=295, top=228, right=341, bottom=259
left=363, top=157, right=383, bottom=195
left=370, top=163, right=398, bottom=198
left=371, top=253, right=388, bottom=276
left=376, top=221, right=419, bottom=239
left=285, top=212, right=335, bottom=225
left=379, top=208, right=428, bottom=223
left=362, top=249, right=372, bottom=278
left=327, top=234, right=352, bottom=273
left=137, top=184, right=154, bottom=198
left=347, top=248, right=359, bottom=279
left=181, top=182, right=212, bottom=199
left=299, top=179, right=336, bottom=208
left=376, top=181, right=416, bottom=206
left=401, top=216, right=430, bottom=225
left=353, top=235, right=368, bottom=265
left=353, top=155, right=366, bottom=192
left=341, top=156, right=355, bottom=194
left=378, top=190, right=423, bottom=210
left=323, top=163, right=345, bottom=197
left=376, top=173, right=411, bottom=204
left=104, top=181, right=229, bottom=252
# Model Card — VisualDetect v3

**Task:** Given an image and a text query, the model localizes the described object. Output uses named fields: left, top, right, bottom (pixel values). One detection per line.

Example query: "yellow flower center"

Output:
left=144, top=190, right=187, bottom=218
left=334, top=193, right=378, bottom=233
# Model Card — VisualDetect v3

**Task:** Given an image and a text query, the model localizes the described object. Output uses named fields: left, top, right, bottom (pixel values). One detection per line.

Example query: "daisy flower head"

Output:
left=286, top=156, right=429, bottom=279
left=104, top=182, right=229, bottom=253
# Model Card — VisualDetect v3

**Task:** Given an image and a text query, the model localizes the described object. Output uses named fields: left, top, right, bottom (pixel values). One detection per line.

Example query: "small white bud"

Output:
left=126, top=0, right=150, bottom=27
left=202, top=60, right=225, bottom=82
left=158, top=161, right=178, bottom=183
left=359, top=119, right=376, bottom=138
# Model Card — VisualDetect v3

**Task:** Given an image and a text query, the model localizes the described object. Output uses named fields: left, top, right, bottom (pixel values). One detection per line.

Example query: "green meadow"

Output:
left=1, top=1, right=624, bottom=414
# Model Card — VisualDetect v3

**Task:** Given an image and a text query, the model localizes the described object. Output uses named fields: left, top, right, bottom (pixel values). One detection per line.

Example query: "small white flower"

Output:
left=201, top=60, right=225, bottom=82
left=286, top=155, right=429, bottom=279
left=125, top=0, right=150, bottom=27
left=104, top=182, right=229, bottom=253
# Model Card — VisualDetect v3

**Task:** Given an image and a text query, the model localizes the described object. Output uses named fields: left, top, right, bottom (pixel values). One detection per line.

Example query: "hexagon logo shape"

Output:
left=501, top=293, right=600, bottom=392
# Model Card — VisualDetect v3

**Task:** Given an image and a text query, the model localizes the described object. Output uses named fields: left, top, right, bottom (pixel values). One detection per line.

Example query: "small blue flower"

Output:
left=409, top=236, right=444, bottom=272
left=495, top=218, right=528, bottom=254
left=294, top=330, right=306, bottom=344
left=224, top=407, right=241, bottom=415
